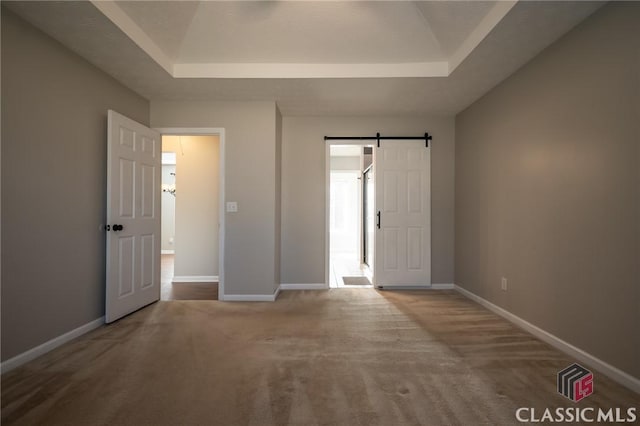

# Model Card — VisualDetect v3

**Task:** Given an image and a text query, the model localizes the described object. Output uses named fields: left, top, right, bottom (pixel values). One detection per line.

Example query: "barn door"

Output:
left=375, top=140, right=431, bottom=287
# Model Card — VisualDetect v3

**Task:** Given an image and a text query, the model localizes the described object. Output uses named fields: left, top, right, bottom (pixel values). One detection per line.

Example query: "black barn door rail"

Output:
left=324, top=132, right=432, bottom=148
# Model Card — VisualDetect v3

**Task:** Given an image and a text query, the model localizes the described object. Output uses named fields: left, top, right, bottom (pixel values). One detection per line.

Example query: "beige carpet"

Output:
left=2, top=290, right=637, bottom=425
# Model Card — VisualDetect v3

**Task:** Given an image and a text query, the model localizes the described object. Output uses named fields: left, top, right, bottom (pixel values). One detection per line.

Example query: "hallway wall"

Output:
left=151, top=101, right=280, bottom=297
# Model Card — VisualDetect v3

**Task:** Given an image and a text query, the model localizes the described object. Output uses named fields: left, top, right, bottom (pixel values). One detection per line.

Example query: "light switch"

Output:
left=226, top=201, right=238, bottom=213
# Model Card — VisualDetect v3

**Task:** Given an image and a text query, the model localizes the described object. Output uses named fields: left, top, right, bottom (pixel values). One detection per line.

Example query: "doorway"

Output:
left=157, top=128, right=226, bottom=300
left=327, top=144, right=374, bottom=288
left=325, top=137, right=432, bottom=290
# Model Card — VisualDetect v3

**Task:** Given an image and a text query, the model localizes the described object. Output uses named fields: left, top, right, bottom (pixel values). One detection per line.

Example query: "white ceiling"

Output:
left=109, top=1, right=506, bottom=74
left=5, top=1, right=604, bottom=116
left=96, top=0, right=515, bottom=78
left=117, top=1, right=453, bottom=63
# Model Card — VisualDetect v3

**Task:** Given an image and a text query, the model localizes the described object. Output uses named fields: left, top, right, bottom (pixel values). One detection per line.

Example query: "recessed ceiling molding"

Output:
left=448, top=0, right=518, bottom=74
left=90, top=0, right=174, bottom=76
left=90, top=0, right=517, bottom=79
left=89, top=0, right=447, bottom=79
left=172, top=62, right=449, bottom=79
left=5, top=0, right=602, bottom=114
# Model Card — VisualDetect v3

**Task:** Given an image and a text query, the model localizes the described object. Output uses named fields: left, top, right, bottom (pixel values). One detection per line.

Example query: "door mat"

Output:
left=342, top=276, right=372, bottom=286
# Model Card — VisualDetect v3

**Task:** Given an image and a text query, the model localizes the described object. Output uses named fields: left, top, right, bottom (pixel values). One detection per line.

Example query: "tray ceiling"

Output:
left=4, top=1, right=604, bottom=115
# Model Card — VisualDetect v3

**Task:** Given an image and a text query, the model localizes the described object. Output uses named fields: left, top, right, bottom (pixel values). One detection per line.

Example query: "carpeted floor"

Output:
left=1, top=290, right=637, bottom=425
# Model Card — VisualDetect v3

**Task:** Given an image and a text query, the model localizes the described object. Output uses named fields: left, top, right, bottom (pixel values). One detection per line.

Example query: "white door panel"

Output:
left=106, top=110, right=160, bottom=323
left=375, top=140, right=430, bottom=287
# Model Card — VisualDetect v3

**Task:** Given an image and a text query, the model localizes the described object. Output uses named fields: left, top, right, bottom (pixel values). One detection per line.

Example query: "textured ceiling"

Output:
left=116, top=1, right=451, bottom=63
left=4, top=1, right=604, bottom=116
left=99, top=0, right=516, bottom=78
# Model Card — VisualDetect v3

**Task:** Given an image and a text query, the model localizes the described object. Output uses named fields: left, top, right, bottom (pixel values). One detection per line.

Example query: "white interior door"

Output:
left=106, top=110, right=161, bottom=323
left=375, top=140, right=431, bottom=287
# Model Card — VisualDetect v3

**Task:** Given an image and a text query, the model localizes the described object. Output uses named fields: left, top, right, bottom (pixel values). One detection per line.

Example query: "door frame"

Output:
left=155, top=127, right=226, bottom=300
left=325, top=140, right=374, bottom=288
left=362, top=164, right=373, bottom=267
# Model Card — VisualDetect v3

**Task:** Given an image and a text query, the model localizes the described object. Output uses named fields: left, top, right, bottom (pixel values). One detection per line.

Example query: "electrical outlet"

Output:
left=501, top=277, right=508, bottom=291
left=226, top=201, right=238, bottom=213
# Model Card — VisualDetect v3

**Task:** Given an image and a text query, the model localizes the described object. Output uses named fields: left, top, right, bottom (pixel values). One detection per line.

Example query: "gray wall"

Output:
left=151, top=101, right=280, bottom=297
left=455, top=2, right=639, bottom=378
left=1, top=10, right=150, bottom=361
left=281, top=116, right=455, bottom=285
left=163, top=135, right=219, bottom=278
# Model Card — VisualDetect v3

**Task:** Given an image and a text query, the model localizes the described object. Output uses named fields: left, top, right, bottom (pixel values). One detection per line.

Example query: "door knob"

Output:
left=113, top=224, right=124, bottom=231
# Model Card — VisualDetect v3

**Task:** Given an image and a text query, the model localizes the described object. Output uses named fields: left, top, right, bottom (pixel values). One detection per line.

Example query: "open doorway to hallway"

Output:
left=329, top=144, right=374, bottom=288
left=160, top=135, right=221, bottom=300
left=160, top=253, right=218, bottom=300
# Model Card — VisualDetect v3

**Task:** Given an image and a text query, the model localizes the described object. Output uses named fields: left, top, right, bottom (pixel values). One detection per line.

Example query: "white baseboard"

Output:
left=172, top=275, right=218, bottom=283
left=454, top=285, right=640, bottom=394
left=161, top=250, right=175, bottom=254
left=1, top=317, right=105, bottom=374
left=375, top=284, right=454, bottom=290
left=274, top=284, right=281, bottom=300
left=224, top=285, right=280, bottom=302
left=431, top=283, right=455, bottom=290
left=376, top=285, right=431, bottom=290
left=280, top=283, right=328, bottom=290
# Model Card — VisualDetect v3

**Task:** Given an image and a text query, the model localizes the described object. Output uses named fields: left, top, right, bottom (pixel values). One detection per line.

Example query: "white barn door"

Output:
left=375, top=140, right=431, bottom=287
left=106, top=110, right=161, bottom=323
